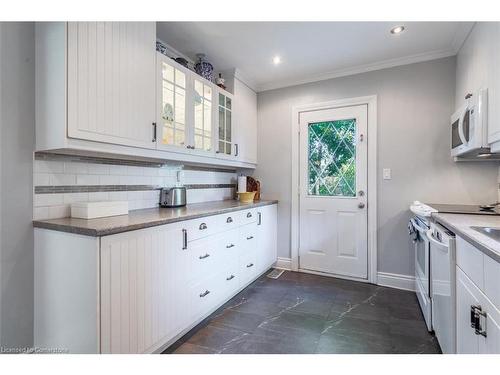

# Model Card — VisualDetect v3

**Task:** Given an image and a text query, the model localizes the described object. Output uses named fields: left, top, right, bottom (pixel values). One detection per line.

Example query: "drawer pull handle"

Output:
left=246, top=263, right=254, bottom=268
left=226, top=217, right=233, bottom=223
left=199, top=290, right=210, bottom=298
left=226, top=275, right=235, bottom=281
left=258, top=212, right=262, bottom=225
left=246, top=212, right=252, bottom=218
left=182, top=229, right=187, bottom=250
left=199, top=223, right=208, bottom=230
left=246, top=236, right=254, bottom=240
left=199, top=253, right=210, bottom=259
left=226, top=244, right=235, bottom=248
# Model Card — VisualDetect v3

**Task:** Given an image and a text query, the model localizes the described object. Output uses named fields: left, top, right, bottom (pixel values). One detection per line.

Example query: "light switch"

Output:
left=383, top=168, right=392, bottom=180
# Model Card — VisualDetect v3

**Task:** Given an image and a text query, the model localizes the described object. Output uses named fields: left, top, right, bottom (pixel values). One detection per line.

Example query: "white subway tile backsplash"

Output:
left=35, top=193, right=64, bottom=207
left=88, top=163, right=110, bottom=175
left=33, top=207, right=50, bottom=220
left=34, top=160, right=64, bottom=173
left=109, top=165, right=128, bottom=175
left=50, top=173, right=76, bottom=185
left=76, top=174, right=100, bottom=185
left=48, top=205, right=71, bottom=219
left=34, top=173, right=51, bottom=186
left=64, top=162, right=88, bottom=174
left=34, top=158, right=236, bottom=220
left=99, top=175, right=120, bottom=185
left=63, top=193, right=89, bottom=204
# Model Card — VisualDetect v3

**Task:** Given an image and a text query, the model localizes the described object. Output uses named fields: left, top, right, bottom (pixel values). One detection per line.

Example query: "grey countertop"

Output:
left=432, top=212, right=500, bottom=263
left=33, top=200, right=278, bottom=237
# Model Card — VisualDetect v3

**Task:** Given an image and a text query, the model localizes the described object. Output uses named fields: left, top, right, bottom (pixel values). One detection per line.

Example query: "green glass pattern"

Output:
left=308, top=119, right=356, bottom=196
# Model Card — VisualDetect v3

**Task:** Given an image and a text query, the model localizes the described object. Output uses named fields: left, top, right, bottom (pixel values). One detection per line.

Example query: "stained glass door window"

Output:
left=308, top=119, right=357, bottom=197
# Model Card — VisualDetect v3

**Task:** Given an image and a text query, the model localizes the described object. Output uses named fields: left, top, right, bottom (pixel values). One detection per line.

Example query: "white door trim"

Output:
left=290, top=95, right=378, bottom=284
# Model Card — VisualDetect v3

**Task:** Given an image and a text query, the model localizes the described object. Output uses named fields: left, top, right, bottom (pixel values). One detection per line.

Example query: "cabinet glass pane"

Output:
left=175, top=69, right=186, bottom=88
left=195, top=135, right=203, bottom=149
left=162, top=64, right=174, bottom=82
left=226, top=97, right=232, bottom=110
left=204, top=85, right=212, bottom=100
left=308, top=119, right=356, bottom=197
left=195, top=80, right=203, bottom=97
left=226, top=111, right=232, bottom=141
left=218, top=107, right=225, bottom=139
left=219, top=93, right=225, bottom=107
left=161, top=61, right=186, bottom=147
left=225, top=143, right=231, bottom=155
left=219, top=141, right=225, bottom=153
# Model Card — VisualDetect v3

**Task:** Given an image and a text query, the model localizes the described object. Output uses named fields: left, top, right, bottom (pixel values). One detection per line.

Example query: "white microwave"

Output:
left=451, top=88, right=488, bottom=157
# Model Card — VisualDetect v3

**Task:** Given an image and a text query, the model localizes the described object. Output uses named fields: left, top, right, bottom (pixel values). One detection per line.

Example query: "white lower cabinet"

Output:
left=98, top=204, right=276, bottom=353
left=455, top=235, right=500, bottom=354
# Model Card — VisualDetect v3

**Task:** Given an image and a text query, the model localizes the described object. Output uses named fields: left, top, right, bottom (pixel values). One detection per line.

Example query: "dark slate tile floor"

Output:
left=163, top=271, right=441, bottom=354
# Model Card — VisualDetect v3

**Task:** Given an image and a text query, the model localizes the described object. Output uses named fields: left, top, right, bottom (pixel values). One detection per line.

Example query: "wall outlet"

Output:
left=383, top=168, right=392, bottom=180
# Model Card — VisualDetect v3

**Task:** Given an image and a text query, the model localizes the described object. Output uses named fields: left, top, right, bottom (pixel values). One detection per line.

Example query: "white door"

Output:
left=298, top=105, right=368, bottom=279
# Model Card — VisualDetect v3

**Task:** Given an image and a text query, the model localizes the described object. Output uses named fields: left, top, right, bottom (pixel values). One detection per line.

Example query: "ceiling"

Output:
left=156, top=22, right=473, bottom=92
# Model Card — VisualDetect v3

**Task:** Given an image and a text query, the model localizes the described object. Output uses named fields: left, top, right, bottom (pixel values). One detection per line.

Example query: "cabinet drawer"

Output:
left=235, top=208, right=258, bottom=226
left=220, top=260, right=240, bottom=299
left=183, top=216, right=219, bottom=242
left=239, top=252, right=258, bottom=287
left=187, top=274, right=221, bottom=322
left=456, top=236, right=484, bottom=290
left=239, top=223, right=257, bottom=255
left=186, top=234, right=222, bottom=285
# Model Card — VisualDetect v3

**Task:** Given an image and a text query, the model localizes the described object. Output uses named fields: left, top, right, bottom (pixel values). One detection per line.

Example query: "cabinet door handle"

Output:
left=258, top=212, right=262, bottom=225
left=235, top=143, right=239, bottom=157
left=182, top=229, right=187, bottom=250
left=471, top=305, right=487, bottom=337
left=226, top=275, right=235, bottom=281
left=246, top=212, right=252, bottom=218
left=246, top=263, right=254, bottom=268
left=199, top=253, right=210, bottom=259
left=226, top=244, right=235, bottom=248
left=152, top=122, right=157, bottom=142
left=199, top=290, right=210, bottom=298
left=246, top=236, right=254, bottom=240
left=199, top=223, right=207, bottom=230
left=226, top=217, right=233, bottom=223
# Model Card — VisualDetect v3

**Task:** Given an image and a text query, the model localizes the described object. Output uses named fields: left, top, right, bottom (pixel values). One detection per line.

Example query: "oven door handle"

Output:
left=426, top=229, right=449, bottom=253
left=410, top=218, right=428, bottom=234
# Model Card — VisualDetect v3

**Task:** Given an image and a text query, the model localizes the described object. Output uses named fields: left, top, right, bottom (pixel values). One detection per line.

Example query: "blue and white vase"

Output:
left=194, top=54, right=214, bottom=82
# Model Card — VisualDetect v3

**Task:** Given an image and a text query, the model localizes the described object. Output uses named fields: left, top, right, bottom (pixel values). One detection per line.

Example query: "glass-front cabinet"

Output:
left=216, top=89, right=235, bottom=158
left=156, top=53, right=190, bottom=153
left=193, top=78, right=214, bottom=153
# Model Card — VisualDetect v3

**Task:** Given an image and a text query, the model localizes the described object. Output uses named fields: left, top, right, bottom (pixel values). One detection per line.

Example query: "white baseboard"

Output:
left=275, top=257, right=292, bottom=270
left=377, top=272, right=416, bottom=292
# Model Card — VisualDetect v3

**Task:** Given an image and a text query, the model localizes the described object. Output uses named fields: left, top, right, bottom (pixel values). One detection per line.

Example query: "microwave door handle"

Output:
left=458, top=106, right=468, bottom=146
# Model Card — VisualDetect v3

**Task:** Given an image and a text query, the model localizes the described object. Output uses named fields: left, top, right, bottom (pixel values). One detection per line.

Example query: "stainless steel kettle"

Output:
left=159, top=187, right=186, bottom=207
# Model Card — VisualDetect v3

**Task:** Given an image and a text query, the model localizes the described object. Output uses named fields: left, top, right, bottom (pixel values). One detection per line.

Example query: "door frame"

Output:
left=290, top=95, right=378, bottom=284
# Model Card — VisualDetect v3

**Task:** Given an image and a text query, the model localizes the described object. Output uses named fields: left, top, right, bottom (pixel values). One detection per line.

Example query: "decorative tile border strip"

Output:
left=184, top=184, right=236, bottom=190
left=35, top=184, right=237, bottom=194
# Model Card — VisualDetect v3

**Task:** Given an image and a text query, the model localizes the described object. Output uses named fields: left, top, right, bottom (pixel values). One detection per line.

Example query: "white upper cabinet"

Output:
left=233, top=77, right=258, bottom=164
left=156, top=53, right=191, bottom=153
left=67, top=22, right=156, bottom=148
left=456, top=23, right=500, bottom=148
left=35, top=23, right=257, bottom=168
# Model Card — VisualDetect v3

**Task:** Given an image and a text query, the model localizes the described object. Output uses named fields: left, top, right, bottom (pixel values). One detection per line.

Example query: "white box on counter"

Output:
left=71, top=201, right=129, bottom=219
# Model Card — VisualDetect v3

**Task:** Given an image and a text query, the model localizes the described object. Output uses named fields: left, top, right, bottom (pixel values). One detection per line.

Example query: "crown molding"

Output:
left=256, top=48, right=457, bottom=92
left=451, top=22, right=475, bottom=53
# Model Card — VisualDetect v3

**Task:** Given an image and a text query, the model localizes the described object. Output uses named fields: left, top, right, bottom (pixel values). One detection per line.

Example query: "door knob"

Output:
left=358, top=202, right=365, bottom=209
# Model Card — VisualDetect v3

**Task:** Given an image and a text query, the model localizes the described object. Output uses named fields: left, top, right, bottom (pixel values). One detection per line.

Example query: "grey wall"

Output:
left=255, top=57, right=499, bottom=277
left=0, top=22, right=35, bottom=349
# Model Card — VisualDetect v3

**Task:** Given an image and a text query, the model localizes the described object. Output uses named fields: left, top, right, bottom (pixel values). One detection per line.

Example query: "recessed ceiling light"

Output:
left=390, top=25, right=405, bottom=35
left=272, top=56, right=281, bottom=65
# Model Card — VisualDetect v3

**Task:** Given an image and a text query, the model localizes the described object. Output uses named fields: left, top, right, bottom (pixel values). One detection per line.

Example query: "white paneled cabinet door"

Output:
left=216, top=89, right=235, bottom=159
left=257, top=204, right=278, bottom=273
left=100, top=224, right=184, bottom=354
left=456, top=267, right=480, bottom=353
left=191, top=77, right=215, bottom=154
left=233, top=78, right=257, bottom=164
left=67, top=22, right=156, bottom=149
